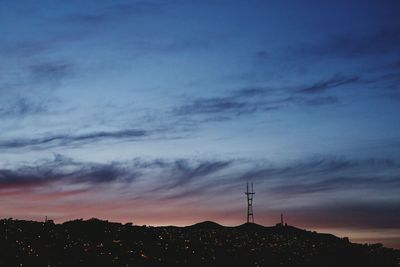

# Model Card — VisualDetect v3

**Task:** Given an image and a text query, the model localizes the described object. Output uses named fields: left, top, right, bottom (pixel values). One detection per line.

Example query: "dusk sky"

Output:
left=1, top=0, right=400, bottom=248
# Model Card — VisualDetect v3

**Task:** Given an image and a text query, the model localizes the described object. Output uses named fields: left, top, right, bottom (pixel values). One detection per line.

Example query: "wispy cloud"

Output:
left=30, top=61, right=73, bottom=81
left=0, top=97, right=48, bottom=118
left=297, top=75, right=360, bottom=94
left=61, top=2, right=163, bottom=26
left=134, top=156, right=400, bottom=204
left=0, top=129, right=148, bottom=149
left=283, top=202, right=400, bottom=229
left=303, top=96, right=339, bottom=106
left=369, top=60, right=400, bottom=94
left=239, top=157, right=400, bottom=197
left=152, top=159, right=233, bottom=191
left=0, top=41, right=49, bottom=58
left=1, top=154, right=399, bottom=230
left=236, top=156, right=400, bottom=230
left=174, top=89, right=282, bottom=118
left=0, top=155, right=233, bottom=194
left=174, top=75, right=352, bottom=119
left=175, top=97, right=262, bottom=116
left=0, top=154, right=137, bottom=190
left=0, top=71, right=373, bottom=150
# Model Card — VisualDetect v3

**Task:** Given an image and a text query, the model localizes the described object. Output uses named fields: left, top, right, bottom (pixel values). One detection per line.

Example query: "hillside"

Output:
left=0, top=218, right=398, bottom=267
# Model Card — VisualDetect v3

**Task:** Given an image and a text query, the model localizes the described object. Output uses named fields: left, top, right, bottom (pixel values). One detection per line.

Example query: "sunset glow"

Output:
left=1, top=0, right=399, bottom=249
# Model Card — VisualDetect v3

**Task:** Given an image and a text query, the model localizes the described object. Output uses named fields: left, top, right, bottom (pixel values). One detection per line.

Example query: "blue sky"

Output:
left=1, top=0, right=400, bottom=248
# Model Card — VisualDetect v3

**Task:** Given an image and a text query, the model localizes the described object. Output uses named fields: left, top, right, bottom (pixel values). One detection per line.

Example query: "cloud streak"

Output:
left=30, top=61, right=73, bottom=81
left=61, top=2, right=163, bottom=26
left=0, top=97, right=48, bottom=118
left=0, top=129, right=148, bottom=149
left=238, top=157, right=400, bottom=199
left=0, top=155, right=233, bottom=192
left=174, top=75, right=353, bottom=120
left=0, top=154, right=136, bottom=190
left=283, top=202, right=400, bottom=230
left=154, top=159, right=233, bottom=191
left=175, top=97, right=263, bottom=116
left=1, top=154, right=399, bottom=232
left=297, top=75, right=360, bottom=94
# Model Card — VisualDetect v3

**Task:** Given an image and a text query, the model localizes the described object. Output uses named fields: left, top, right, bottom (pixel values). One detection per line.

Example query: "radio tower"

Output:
left=245, top=182, right=255, bottom=223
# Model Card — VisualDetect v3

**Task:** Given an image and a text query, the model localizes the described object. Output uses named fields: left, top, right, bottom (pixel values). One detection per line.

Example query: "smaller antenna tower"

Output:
left=245, top=182, right=255, bottom=223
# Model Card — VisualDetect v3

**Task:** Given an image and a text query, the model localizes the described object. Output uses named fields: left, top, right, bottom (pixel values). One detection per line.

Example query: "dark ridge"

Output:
left=235, top=222, right=266, bottom=231
left=186, top=220, right=223, bottom=229
left=0, top=218, right=399, bottom=267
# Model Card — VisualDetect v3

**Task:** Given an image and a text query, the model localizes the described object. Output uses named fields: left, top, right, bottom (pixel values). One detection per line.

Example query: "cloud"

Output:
left=0, top=154, right=137, bottom=190
left=234, top=157, right=400, bottom=231
left=30, top=61, right=72, bottom=81
left=161, top=159, right=233, bottom=189
left=0, top=72, right=367, bottom=150
left=232, top=87, right=271, bottom=98
left=255, top=50, right=269, bottom=59
left=0, top=41, right=49, bottom=58
left=175, top=97, right=261, bottom=116
left=0, top=129, right=148, bottom=149
left=239, top=157, right=400, bottom=197
left=1, top=154, right=399, bottom=231
left=0, top=97, right=48, bottom=118
left=174, top=76, right=349, bottom=119
left=273, top=175, right=400, bottom=195
left=368, top=60, right=400, bottom=93
left=174, top=87, right=286, bottom=118
left=61, top=2, right=163, bottom=26
left=57, top=2, right=209, bottom=56
left=297, top=75, right=360, bottom=94
left=124, top=158, right=234, bottom=198
left=284, top=202, right=400, bottom=230
left=140, top=156, right=400, bottom=205
left=0, top=155, right=233, bottom=195
left=303, top=96, right=339, bottom=106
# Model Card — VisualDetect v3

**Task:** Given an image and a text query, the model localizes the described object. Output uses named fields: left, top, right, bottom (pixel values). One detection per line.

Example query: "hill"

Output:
left=0, top=218, right=398, bottom=267
left=186, top=220, right=224, bottom=230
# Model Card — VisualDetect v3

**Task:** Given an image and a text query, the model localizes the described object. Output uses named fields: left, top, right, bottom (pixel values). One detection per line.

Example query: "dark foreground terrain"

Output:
left=0, top=218, right=399, bottom=267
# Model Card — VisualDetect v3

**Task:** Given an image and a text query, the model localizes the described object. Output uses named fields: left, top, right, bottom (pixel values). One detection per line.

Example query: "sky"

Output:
left=1, top=0, right=400, bottom=248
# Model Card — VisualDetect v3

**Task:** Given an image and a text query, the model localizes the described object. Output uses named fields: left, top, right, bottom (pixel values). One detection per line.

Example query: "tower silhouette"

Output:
left=245, top=182, right=255, bottom=223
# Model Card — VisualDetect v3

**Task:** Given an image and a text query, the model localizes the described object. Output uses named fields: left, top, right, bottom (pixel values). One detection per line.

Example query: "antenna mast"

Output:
left=245, top=182, right=255, bottom=223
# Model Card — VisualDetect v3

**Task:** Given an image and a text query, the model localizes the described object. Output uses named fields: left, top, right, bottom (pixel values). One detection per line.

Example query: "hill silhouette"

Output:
left=0, top=218, right=398, bottom=267
left=236, top=222, right=267, bottom=231
left=186, top=220, right=224, bottom=230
